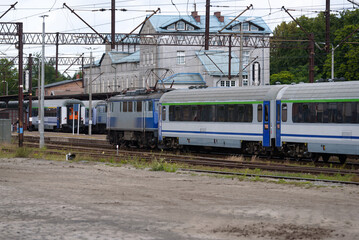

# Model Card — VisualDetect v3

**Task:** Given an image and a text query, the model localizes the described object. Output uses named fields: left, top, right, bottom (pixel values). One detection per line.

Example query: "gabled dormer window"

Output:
left=242, top=22, right=249, bottom=31
left=165, top=20, right=198, bottom=31
left=176, top=21, right=185, bottom=30
left=168, top=24, right=175, bottom=30
left=186, top=25, right=194, bottom=31
left=231, top=22, right=262, bottom=32
left=251, top=25, right=259, bottom=31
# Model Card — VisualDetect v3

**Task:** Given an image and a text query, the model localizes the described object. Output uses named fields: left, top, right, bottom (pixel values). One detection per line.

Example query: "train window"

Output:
left=257, top=105, right=262, bottom=122
left=137, top=101, right=142, bottom=112
left=228, top=105, right=237, bottom=122
left=216, top=105, right=226, bottom=122
left=191, top=106, right=199, bottom=121
left=282, top=104, right=287, bottom=122
left=128, top=102, right=133, bottom=112
left=174, top=106, right=182, bottom=121
left=123, top=102, right=128, bottom=112
left=162, top=106, right=166, bottom=121
left=292, top=102, right=359, bottom=124
left=148, top=101, right=153, bottom=112
left=182, top=106, right=191, bottom=121
left=244, top=105, right=253, bottom=122
left=264, top=105, right=269, bottom=122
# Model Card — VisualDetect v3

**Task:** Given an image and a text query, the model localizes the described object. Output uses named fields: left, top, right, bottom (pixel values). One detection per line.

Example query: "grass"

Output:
left=0, top=143, right=357, bottom=187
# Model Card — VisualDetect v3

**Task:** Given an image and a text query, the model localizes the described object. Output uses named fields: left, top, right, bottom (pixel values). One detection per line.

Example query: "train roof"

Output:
left=277, top=81, right=359, bottom=101
left=31, top=99, right=84, bottom=108
left=108, top=92, right=165, bottom=102
left=159, top=85, right=285, bottom=104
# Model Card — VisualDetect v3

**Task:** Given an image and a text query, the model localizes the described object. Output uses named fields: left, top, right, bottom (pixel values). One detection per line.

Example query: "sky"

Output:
left=0, top=0, right=357, bottom=74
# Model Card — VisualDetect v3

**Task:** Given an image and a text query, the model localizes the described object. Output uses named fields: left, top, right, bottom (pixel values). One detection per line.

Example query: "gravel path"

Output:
left=0, top=158, right=358, bottom=240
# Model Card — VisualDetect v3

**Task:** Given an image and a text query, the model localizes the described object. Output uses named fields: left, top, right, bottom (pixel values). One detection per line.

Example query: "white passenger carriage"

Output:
left=277, top=81, right=359, bottom=162
left=30, top=99, right=84, bottom=132
left=159, top=86, right=284, bottom=153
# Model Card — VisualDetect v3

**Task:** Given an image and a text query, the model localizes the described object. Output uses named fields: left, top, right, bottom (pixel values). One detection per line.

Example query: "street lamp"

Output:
left=331, top=44, right=339, bottom=80
left=2, top=80, right=8, bottom=95
left=39, top=15, right=48, bottom=148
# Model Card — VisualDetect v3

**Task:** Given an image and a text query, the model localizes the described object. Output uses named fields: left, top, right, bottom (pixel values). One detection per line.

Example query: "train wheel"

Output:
left=321, top=154, right=330, bottom=163
left=338, top=155, right=347, bottom=164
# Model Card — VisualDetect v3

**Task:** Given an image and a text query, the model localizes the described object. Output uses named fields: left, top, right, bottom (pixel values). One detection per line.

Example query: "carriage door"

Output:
left=56, top=107, right=61, bottom=129
left=263, top=101, right=270, bottom=147
left=275, top=100, right=281, bottom=147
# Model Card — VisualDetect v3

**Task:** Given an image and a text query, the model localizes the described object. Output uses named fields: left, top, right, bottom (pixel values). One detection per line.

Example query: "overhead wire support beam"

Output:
left=63, top=3, right=108, bottom=44
left=0, top=56, right=91, bottom=66
left=0, top=2, right=17, bottom=19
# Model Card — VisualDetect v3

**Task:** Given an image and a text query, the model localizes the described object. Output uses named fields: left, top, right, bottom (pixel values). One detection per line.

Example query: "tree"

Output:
left=0, top=58, right=18, bottom=95
left=270, top=9, right=359, bottom=83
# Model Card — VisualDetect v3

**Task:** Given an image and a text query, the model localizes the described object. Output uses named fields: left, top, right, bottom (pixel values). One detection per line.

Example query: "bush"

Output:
left=15, top=147, right=32, bottom=158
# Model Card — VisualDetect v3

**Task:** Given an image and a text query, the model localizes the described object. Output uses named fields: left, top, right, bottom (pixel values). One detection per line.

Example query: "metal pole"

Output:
left=111, top=0, right=115, bottom=50
left=39, top=15, right=48, bottom=148
left=325, top=0, right=330, bottom=53
left=331, top=44, right=335, bottom=79
left=55, top=32, right=59, bottom=79
left=239, top=24, right=243, bottom=86
left=28, top=54, right=33, bottom=128
left=204, top=0, right=210, bottom=50
left=89, top=51, right=93, bottom=135
left=228, top=35, right=231, bottom=80
left=77, top=104, right=80, bottom=135
left=18, top=22, right=24, bottom=147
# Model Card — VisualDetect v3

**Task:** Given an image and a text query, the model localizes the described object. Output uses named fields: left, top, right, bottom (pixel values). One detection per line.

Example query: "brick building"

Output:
left=36, top=79, right=84, bottom=96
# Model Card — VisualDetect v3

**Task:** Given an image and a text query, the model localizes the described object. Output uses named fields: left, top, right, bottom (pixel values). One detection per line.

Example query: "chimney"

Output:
left=192, top=11, right=201, bottom=22
left=214, top=11, right=224, bottom=22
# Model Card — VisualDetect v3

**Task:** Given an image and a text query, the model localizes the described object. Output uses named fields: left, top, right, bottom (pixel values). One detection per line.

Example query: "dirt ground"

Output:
left=0, top=157, right=358, bottom=240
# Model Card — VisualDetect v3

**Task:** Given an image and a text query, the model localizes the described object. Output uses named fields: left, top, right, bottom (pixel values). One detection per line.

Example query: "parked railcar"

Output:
left=59, top=99, right=85, bottom=132
left=29, top=99, right=85, bottom=132
left=107, top=89, right=165, bottom=148
left=276, top=81, right=359, bottom=163
left=30, top=99, right=63, bottom=131
left=81, top=100, right=107, bottom=133
left=159, top=85, right=285, bottom=154
left=94, top=100, right=108, bottom=133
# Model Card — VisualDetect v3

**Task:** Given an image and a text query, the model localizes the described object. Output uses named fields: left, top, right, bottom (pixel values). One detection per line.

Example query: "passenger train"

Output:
left=107, top=81, right=359, bottom=163
left=3, top=80, right=358, bottom=163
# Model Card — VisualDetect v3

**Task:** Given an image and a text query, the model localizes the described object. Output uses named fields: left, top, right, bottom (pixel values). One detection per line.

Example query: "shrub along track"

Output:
left=8, top=135, right=359, bottom=185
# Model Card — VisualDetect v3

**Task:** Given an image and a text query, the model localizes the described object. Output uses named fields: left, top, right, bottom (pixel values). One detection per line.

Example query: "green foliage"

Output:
left=271, top=9, right=359, bottom=82
left=0, top=58, right=18, bottom=95
left=15, top=147, right=32, bottom=158
left=150, top=158, right=178, bottom=172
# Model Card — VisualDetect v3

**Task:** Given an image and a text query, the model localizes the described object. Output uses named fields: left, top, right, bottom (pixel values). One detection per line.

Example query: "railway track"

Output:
left=11, top=135, right=359, bottom=185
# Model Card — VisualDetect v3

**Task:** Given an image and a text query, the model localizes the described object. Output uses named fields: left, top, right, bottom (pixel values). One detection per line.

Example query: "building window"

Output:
left=168, top=24, right=175, bottom=30
left=250, top=25, right=259, bottom=31
left=176, top=21, right=185, bottom=30
left=220, top=81, right=225, bottom=87
left=177, top=51, right=185, bottom=65
left=232, top=24, right=240, bottom=31
left=231, top=81, right=236, bottom=87
left=242, top=22, right=249, bottom=31
left=186, top=25, right=194, bottom=31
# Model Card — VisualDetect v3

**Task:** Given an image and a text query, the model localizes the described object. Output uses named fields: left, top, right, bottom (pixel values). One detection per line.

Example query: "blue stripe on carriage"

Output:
left=281, top=134, right=359, bottom=140
left=162, top=130, right=263, bottom=136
